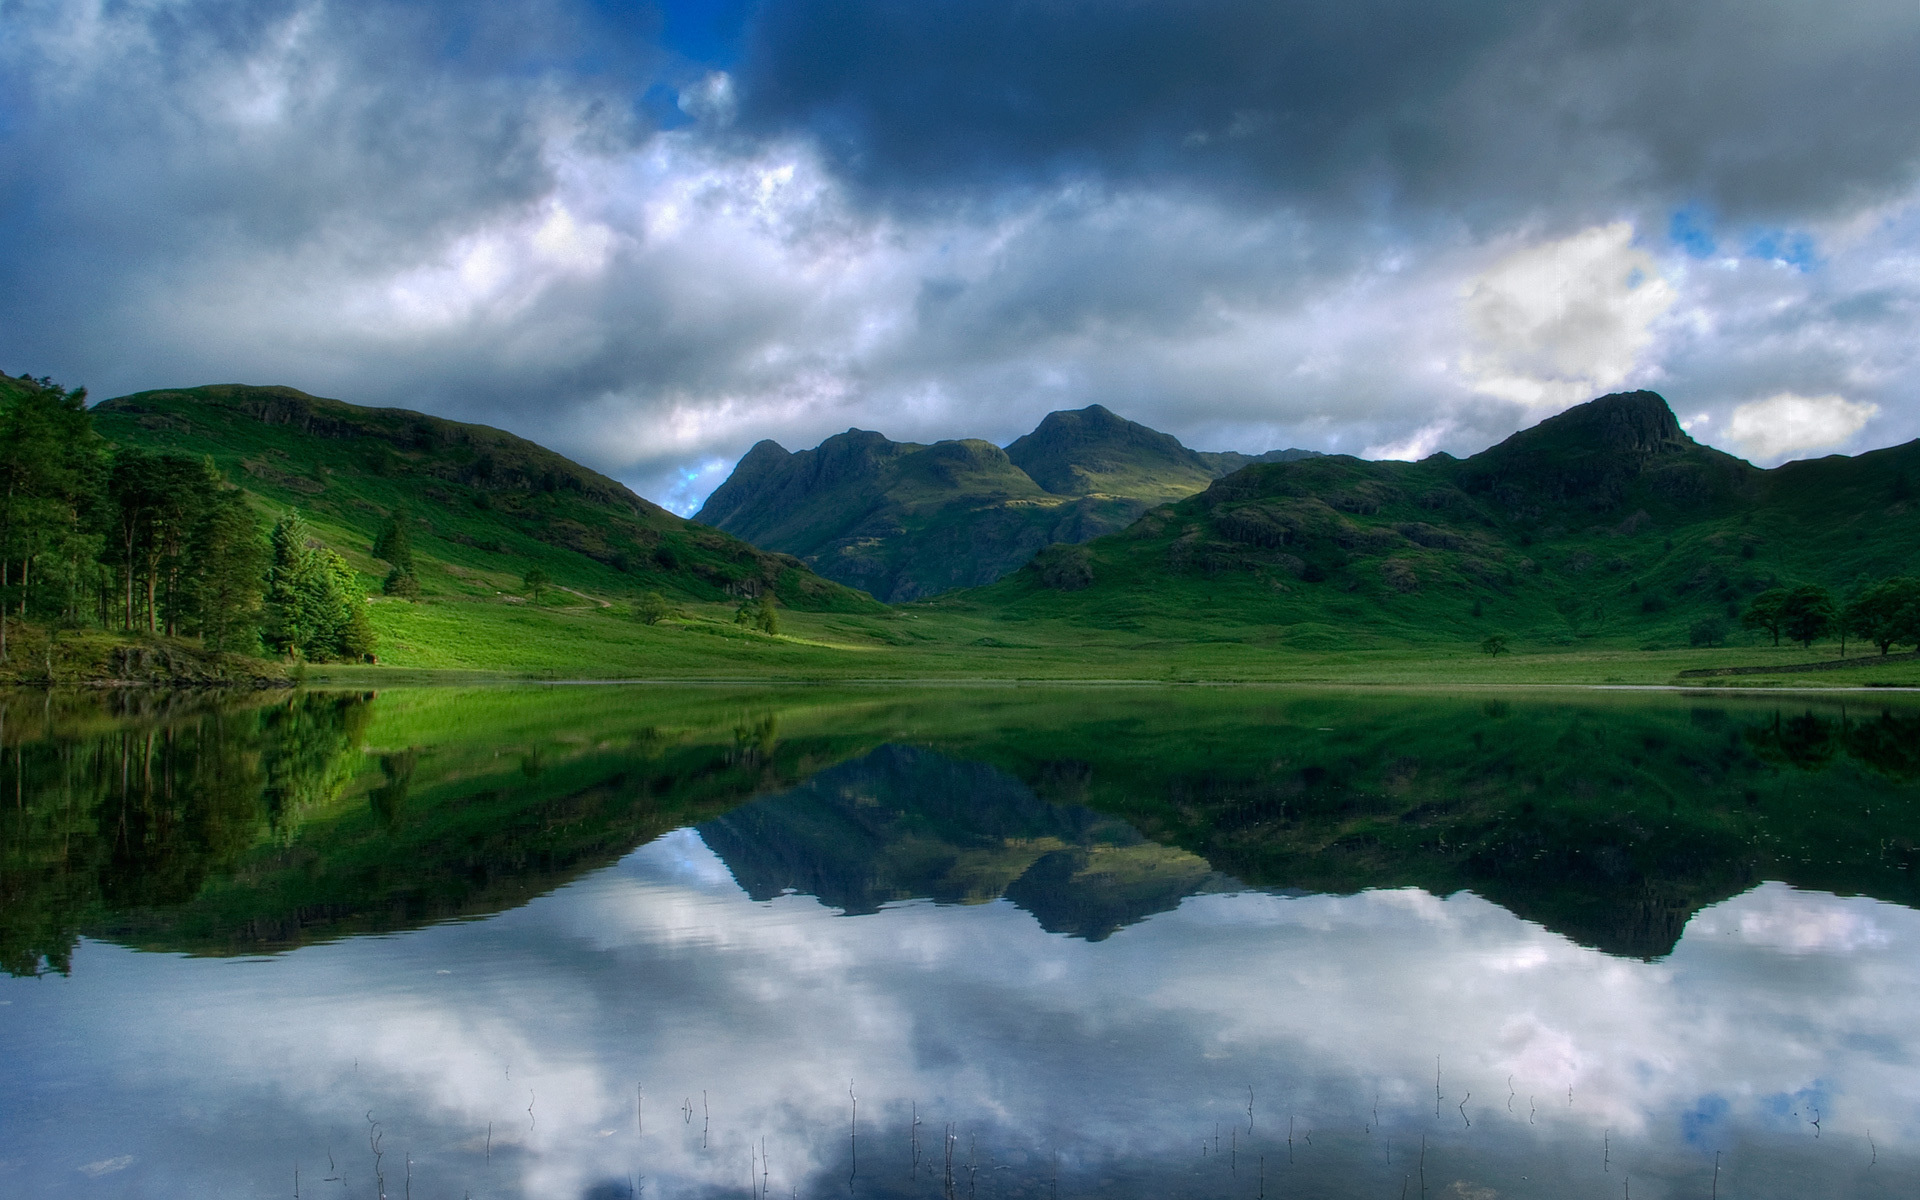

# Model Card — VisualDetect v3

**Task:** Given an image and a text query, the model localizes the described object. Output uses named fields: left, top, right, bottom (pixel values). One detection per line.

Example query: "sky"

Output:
left=3, top=0, right=1918, bottom=514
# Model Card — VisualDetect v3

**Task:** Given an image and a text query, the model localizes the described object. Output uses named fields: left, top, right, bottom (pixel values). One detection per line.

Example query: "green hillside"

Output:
left=92, top=383, right=884, bottom=620
left=950, top=391, right=1920, bottom=653
left=695, top=403, right=1318, bottom=601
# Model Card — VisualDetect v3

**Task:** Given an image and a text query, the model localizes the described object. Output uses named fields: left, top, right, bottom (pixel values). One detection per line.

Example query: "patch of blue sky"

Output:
left=1757, top=1082, right=1831, bottom=1133
left=1747, top=228, right=1819, bottom=271
left=1667, top=204, right=1819, bottom=271
left=641, top=82, right=697, bottom=131
left=1668, top=205, right=1717, bottom=258
left=1680, top=1093, right=1730, bottom=1146
left=657, top=457, right=735, bottom=516
left=601, top=0, right=757, bottom=67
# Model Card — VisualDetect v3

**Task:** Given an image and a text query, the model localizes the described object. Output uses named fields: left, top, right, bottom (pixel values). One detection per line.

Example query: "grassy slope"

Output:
left=92, top=384, right=882, bottom=615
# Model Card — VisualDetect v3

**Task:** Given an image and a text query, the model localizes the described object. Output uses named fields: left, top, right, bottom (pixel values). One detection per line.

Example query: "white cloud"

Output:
left=1366, top=419, right=1454, bottom=461
left=1459, top=222, right=1675, bottom=409
left=1723, top=391, right=1879, bottom=462
left=678, top=71, right=737, bottom=127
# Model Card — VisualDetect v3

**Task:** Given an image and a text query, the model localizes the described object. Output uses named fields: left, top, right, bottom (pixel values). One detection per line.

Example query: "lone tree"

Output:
left=1688, top=616, right=1730, bottom=647
left=372, top=512, right=413, bottom=574
left=1843, top=577, right=1920, bottom=655
left=634, top=591, right=672, bottom=625
left=1480, top=634, right=1509, bottom=656
left=374, top=511, right=418, bottom=597
left=1741, top=589, right=1789, bottom=646
left=522, top=565, right=549, bottom=604
left=1779, top=584, right=1836, bottom=650
left=735, top=595, right=779, bottom=635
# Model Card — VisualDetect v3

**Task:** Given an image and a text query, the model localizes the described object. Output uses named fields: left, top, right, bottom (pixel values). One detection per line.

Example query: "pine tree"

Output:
left=192, top=490, right=269, bottom=652
left=264, top=512, right=321, bottom=659
left=372, top=511, right=414, bottom=574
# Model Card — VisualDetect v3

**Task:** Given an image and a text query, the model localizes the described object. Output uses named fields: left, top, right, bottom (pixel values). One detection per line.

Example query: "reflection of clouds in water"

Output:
left=1691, top=886, right=1891, bottom=955
left=9, top=844, right=1920, bottom=1197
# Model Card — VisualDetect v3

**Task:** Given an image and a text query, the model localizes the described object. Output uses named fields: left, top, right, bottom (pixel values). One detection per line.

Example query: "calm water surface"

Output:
left=4, top=685, right=1920, bottom=1198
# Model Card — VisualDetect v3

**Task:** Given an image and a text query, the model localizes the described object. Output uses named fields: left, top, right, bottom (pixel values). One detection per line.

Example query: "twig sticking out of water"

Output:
left=943, top=1125, right=956, bottom=1200
left=1811, top=1108, right=1821, bottom=1139
left=529, top=1090, right=537, bottom=1132
left=1712, top=1150, right=1721, bottom=1199
left=486, top=1122, right=492, bottom=1162
left=1507, top=1076, right=1514, bottom=1113
left=637, top=1084, right=643, bottom=1137
left=847, top=1081, right=856, bottom=1187
left=1459, top=1093, right=1471, bottom=1129
left=1435, top=1058, right=1443, bottom=1118
left=704, top=1090, right=710, bottom=1150
left=1870, top=1131, right=1877, bottom=1165
left=1247, top=1085, right=1255, bottom=1134
left=1419, top=1133, right=1427, bottom=1200
left=1604, top=1130, right=1610, bottom=1171
left=1288, top=1115, right=1294, bottom=1164
left=1529, top=1097, right=1536, bottom=1125
left=911, top=1101, right=920, bottom=1178
left=1231, top=1127, right=1237, bottom=1173
left=294, top=1163, right=299, bottom=1199
left=326, top=1148, right=338, bottom=1183
left=1258, top=1155, right=1265, bottom=1200
left=367, top=1113, right=386, bottom=1200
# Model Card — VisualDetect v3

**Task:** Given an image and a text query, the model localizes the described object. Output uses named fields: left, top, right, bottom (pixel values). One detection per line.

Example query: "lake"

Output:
left=4, top=684, right=1919, bottom=1198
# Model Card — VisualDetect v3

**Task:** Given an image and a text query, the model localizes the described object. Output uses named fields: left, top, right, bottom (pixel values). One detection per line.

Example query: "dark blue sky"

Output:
left=2, top=0, right=1916, bottom=509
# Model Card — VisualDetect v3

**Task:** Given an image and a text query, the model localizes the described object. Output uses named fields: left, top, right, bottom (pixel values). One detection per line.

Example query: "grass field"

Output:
left=291, top=589, right=1920, bottom=688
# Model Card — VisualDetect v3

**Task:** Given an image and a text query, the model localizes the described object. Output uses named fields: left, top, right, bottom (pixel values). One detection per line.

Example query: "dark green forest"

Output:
left=0, top=373, right=373, bottom=664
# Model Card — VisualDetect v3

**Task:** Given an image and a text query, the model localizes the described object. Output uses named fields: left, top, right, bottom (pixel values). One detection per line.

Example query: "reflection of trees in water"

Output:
left=7, top=689, right=1920, bottom=976
left=0, top=691, right=371, bottom=976
left=1744, top=707, right=1920, bottom=779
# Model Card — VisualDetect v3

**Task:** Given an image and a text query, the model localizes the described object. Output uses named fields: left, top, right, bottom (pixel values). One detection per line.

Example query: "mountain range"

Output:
left=695, top=403, right=1318, bottom=601
left=959, top=390, right=1920, bottom=650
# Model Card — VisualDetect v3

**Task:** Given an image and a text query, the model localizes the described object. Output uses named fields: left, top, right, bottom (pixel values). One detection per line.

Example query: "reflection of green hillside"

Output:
left=698, top=744, right=1232, bottom=939
left=4, top=686, right=1919, bottom=974
left=920, top=691, right=1920, bottom=958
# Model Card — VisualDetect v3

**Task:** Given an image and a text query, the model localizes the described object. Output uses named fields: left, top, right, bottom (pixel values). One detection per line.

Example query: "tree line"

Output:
left=0, top=374, right=373, bottom=662
left=1740, top=578, right=1920, bottom=654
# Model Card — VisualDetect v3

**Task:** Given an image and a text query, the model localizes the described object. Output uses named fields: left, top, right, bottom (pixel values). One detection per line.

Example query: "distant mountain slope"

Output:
left=961, top=391, right=1920, bottom=649
left=93, top=384, right=881, bottom=612
left=696, top=403, right=1319, bottom=602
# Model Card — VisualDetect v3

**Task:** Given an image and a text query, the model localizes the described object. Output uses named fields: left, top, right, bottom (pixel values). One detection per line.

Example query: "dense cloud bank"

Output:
left=2, top=0, right=1917, bottom=511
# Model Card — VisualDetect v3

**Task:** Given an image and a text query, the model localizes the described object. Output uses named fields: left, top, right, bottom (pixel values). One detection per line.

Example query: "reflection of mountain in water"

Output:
left=697, top=745, right=1239, bottom=940
left=8, top=688, right=1920, bottom=975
